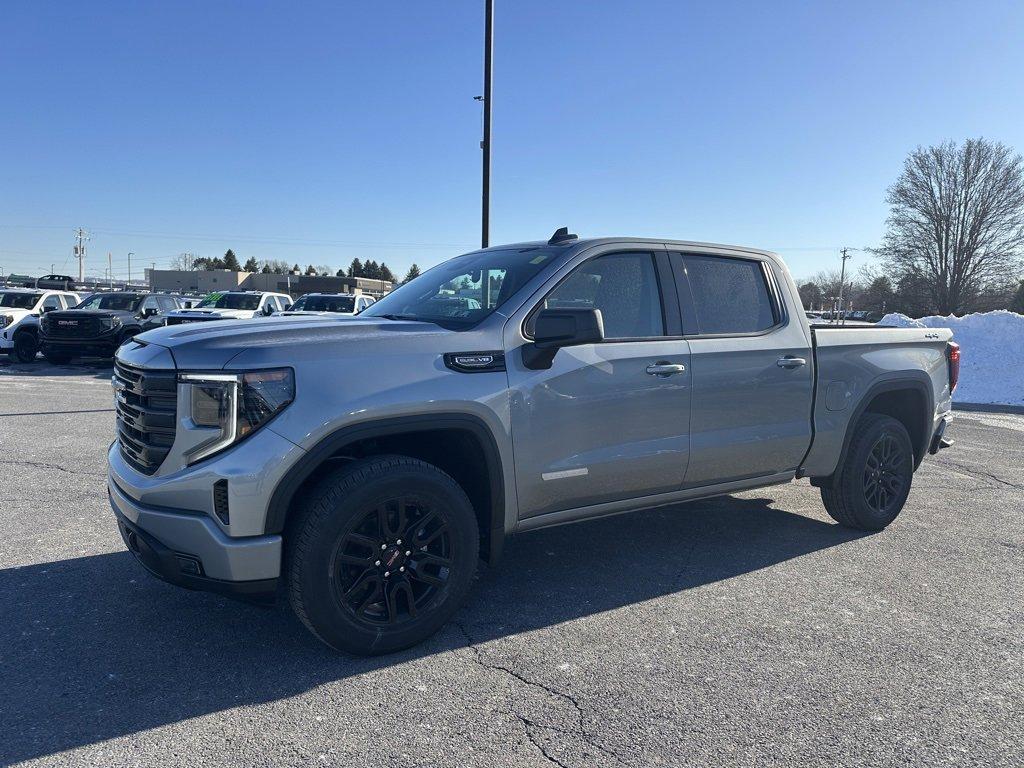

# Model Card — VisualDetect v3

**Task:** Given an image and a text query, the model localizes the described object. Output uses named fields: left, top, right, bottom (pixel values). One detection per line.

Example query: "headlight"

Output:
left=0, top=315, right=12, bottom=328
left=179, top=368, right=294, bottom=464
left=100, top=316, right=122, bottom=329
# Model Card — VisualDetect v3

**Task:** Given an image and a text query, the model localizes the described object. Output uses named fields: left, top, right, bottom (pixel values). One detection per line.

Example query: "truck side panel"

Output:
left=801, top=327, right=953, bottom=478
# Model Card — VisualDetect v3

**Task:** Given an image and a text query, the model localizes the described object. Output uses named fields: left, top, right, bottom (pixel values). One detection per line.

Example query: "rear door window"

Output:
left=683, top=254, right=778, bottom=335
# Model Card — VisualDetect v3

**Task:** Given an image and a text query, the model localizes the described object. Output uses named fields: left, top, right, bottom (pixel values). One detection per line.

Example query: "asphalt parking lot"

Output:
left=1, top=359, right=1021, bottom=768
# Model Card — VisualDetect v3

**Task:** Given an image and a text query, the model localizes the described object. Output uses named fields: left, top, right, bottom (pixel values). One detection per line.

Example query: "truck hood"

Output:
left=167, top=308, right=257, bottom=320
left=134, top=315, right=455, bottom=369
left=274, top=310, right=355, bottom=317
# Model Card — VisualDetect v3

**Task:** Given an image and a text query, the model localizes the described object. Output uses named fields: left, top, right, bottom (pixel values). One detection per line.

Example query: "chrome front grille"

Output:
left=113, top=359, right=177, bottom=475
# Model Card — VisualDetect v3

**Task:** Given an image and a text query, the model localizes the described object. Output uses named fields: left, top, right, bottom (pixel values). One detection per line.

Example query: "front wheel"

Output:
left=286, top=455, right=480, bottom=655
left=821, top=413, right=914, bottom=530
left=12, top=332, right=39, bottom=362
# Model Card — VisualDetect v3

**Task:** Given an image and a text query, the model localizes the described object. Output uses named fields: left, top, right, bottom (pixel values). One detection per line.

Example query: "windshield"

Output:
left=75, top=294, right=142, bottom=311
left=289, top=295, right=356, bottom=313
left=197, top=293, right=261, bottom=310
left=0, top=292, right=43, bottom=309
left=361, top=247, right=559, bottom=328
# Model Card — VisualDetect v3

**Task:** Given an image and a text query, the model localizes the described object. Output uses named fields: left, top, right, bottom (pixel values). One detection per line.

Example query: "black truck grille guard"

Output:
left=113, top=358, right=178, bottom=475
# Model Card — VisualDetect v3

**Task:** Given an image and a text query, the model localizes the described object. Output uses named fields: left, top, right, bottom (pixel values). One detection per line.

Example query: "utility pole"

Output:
left=128, top=252, right=134, bottom=287
left=479, top=0, right=494, bottom=248
left=73, top=228, right=89, bottom=282
left=837, top=247, right=853, bottom=325
left=108, top=253, right=113, bottom=289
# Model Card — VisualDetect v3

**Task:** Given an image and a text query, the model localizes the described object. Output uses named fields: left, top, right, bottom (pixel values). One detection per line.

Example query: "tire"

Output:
left=12, top=333, right=39, bottom=363
left=821, top=413, right=915, bottom=531
left=286, top=455, right=480, bottom=655
left=43, top=349, right=73, bottom=365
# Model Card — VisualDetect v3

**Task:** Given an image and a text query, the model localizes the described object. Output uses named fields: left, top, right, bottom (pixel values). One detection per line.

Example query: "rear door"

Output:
left=672, top=251, right=813, bottom=486
left=506, top=248, right=692, bottom=519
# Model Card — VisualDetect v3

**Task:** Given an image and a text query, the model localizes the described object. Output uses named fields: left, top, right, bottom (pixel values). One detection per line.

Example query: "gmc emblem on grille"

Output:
left=58, top=320, right=78, bottom=326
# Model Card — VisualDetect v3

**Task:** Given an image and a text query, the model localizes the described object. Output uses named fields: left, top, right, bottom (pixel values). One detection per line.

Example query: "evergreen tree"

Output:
left=261, top=265, right=271, bottom=274
left=364, top=260, right=380, bottom=279
left=379, top=263, right=395, bottom=283
left=349, top=258, right=363, bottom=278
left=1010, top=281, right=1024, bottom=314
left=243, top=256, right=259, bottom=272
left=336, top=267, right=347, bottom=277
left=292, top=264, right=302, bottom=274
left=222, top=249, right=242, bottom=271
left=402, top=264, right=422, bottom=283
left=305, top=264, right=318, bottom=276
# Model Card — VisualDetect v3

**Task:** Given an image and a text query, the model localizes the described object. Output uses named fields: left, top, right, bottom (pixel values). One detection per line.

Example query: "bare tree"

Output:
left=811, top=268, right=861, bottom=309
left=874, top=138, right=1024, bottom=314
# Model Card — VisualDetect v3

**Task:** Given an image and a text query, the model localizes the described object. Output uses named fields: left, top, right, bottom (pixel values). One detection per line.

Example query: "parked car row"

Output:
left=806, top=309, right=884, bottom=323
left=0, top=287, right=377, bottom=364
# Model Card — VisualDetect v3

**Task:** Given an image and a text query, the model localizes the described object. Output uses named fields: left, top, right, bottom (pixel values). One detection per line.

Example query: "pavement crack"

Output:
left=454, top=620, right=625, bottom=766
left=0, top=459, right=105, bottom=478
left=932, top=459, right=1024, bottom=491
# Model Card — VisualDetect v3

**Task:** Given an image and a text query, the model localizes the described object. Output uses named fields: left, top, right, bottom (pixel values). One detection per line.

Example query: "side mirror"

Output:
left=283, top=303, right=293, bottom=312
left=41, top=305, right=55, bottom=314
left=260, top=304, right=274, bottom=316
left=142, top=307, right=158, bottom=317
left=522, top=308, right=604, bottom=370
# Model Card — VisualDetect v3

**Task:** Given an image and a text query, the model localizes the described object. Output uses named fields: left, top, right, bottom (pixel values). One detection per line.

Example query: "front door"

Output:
left=506, top=249, right=692, bottom=519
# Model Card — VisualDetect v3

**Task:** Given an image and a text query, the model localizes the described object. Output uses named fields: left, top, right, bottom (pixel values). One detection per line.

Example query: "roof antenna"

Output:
left=548, top=227, right=578, bottom=245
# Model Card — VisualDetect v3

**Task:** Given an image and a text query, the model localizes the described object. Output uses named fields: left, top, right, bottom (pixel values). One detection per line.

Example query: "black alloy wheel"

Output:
left=331, top=495, right=454, bottom=627
left=13, top=333, right=38, bottom=363
left=820, top=413, right=915, bottom=531
left=287, top=455, right=479, bottom=655
left=862, top=433, right=906, bottom=515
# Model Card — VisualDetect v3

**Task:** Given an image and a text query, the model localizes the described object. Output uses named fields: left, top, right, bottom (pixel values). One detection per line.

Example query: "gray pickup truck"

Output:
left=108, top=231, right=958, bottom=654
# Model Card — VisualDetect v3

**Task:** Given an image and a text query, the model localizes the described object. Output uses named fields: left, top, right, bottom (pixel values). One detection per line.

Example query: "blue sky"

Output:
left=2, top=0, right=1022, bottom=281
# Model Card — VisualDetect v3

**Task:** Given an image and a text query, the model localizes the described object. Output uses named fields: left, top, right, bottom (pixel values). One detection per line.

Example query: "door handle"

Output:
left=646, top=362, right=686, bottom=376
left=777, top=356, right=807, bottom=368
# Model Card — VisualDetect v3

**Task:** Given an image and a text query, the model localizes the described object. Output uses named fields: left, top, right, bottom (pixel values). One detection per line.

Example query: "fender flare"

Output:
left=264, top=413, right=507, bottom=559
left=816, top=373, right=934, bottom=482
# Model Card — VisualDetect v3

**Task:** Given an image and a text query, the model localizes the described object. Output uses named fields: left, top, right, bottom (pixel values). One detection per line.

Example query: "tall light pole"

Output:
left=480, top=0, right=494, bottom=248
left=128, top=252, right=134, bottom=286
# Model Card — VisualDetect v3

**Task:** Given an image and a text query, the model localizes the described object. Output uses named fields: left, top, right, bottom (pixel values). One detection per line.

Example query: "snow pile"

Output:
left=879, top=310, right=1024, bottom=406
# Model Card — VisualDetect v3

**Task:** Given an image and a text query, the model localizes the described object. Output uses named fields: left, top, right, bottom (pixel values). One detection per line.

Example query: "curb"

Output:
left=954, top=402, right=1024, bottom=415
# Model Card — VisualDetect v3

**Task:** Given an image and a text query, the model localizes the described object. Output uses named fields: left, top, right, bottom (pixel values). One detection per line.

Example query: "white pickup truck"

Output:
left=163, top=291, right=292, bottom=325
left=0, top=288, right=82, bottom=361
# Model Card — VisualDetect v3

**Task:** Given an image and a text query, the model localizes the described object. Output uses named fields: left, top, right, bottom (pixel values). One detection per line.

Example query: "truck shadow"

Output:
left=0, top=357, right=114, bottom=380
left=0, top=495, right=865, bottom=764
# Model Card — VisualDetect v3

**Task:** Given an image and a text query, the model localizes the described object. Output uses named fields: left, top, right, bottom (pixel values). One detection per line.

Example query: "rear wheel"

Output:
left=821, top=413, right=914, bottom=530
left=12, top=332, right=39, bottom=363
left=43, top=349, right=73, bottom=365
left=286, top=455, right=479, bottom=655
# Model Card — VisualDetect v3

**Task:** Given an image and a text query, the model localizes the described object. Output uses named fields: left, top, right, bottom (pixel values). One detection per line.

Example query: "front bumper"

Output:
left=40, top=332, right=121, bottom=356
left=108, top=474, right=281, bottom=599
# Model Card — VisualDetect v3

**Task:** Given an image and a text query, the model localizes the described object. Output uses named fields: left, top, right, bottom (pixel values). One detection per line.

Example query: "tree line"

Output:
left=173, top=249, right=424, bottom=284
left=800, top=137, right=1024, bottom=317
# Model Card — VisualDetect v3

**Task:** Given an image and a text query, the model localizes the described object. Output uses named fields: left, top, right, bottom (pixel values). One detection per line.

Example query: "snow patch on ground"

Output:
left=879, top=310, right=1024, bottom=406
